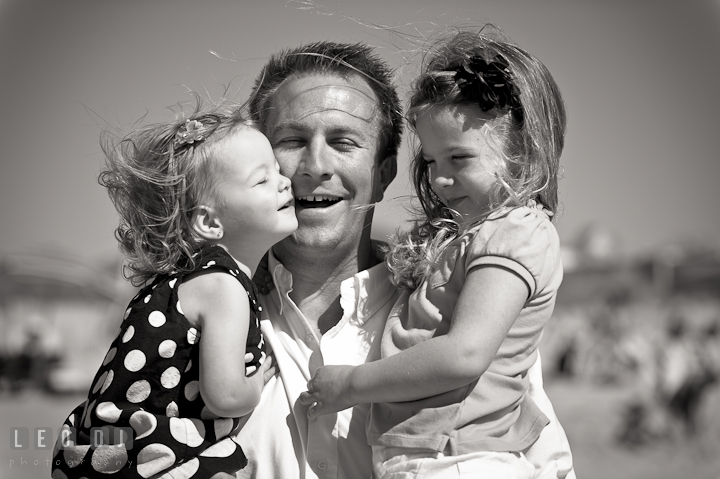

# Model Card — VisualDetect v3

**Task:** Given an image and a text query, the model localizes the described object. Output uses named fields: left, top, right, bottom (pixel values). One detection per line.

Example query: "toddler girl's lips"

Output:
left=296, top=195, right=342, bottom=208
left=279, top=198, right=294, bottom=211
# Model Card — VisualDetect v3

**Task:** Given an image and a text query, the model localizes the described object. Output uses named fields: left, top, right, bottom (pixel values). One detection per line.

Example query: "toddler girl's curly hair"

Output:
left=99, top=106, right=253, bottom=285
left=387, top=26, right=567, bottom=290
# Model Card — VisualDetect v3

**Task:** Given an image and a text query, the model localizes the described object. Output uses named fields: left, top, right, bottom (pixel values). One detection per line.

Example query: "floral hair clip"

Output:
left=174, top=119, right=205, bottom=148
left=453, top=54, right=523, bottom=123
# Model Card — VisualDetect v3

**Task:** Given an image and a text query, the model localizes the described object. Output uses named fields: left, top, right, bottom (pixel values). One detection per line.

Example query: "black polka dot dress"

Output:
left=51, top=245, right=265, bottom=479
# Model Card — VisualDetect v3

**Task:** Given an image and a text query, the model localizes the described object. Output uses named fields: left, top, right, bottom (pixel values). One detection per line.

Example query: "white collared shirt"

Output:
left=234, top=249, right=575, bottom=479
left=235, top=250, right=401, bottom=479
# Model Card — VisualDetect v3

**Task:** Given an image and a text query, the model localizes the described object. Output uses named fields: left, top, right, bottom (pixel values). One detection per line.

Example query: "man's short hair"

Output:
left=249, top=41, right=403, bottom=162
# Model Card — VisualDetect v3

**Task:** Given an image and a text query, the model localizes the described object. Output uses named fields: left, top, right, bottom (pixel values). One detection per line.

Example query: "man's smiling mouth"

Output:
left=296, top=196, right=342, bottom=208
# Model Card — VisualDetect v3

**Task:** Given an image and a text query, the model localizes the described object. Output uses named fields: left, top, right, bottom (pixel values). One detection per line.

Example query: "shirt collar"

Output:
left=267, top=244, right=396, bottom=325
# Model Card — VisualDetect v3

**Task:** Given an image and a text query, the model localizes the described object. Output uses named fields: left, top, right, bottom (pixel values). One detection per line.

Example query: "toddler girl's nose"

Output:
left=279, top=174, right=292, bottom=192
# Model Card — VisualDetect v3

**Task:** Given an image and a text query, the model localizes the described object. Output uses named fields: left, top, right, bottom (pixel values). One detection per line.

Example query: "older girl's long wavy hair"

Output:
left=387, top=26, right=567, bottom=290
left=99, top=105, right=253, bottom=286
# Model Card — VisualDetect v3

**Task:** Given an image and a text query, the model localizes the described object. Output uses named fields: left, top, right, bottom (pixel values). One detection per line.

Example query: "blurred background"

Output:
left=1, top=1, right=719, bottom=478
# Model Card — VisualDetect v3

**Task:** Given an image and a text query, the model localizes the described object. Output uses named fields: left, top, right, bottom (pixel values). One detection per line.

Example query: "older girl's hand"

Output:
left=298, top=365, right=357, bottom=420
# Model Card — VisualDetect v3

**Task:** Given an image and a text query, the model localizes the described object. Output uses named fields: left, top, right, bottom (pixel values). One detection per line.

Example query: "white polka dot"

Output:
left=166, top=401, right=179, bottom=417
left=130, top=410, right=158, bottom=440
left=95, top=402, right=122, bottom=423
left=176, top=301, right=184, bottom=315
left=122, top=325, right=135, bottom=343
left=91, top=444, right=127, bottom=473
left=187, top=328, right=199, bottom=344
left=258, top=305, right=263, bottom=311
left=124, top=308, right=132, bottom=320
left=83, top=400, right=96, bottom=429
left=136, top=443, right=176, bottom=478
left=244, top=352, right=253, bottom=362
left=63, top=444, right=90, bottom=468
left=148, top=311, right=166, bottom=327
left=127, top=380, right=151, bottom=403
left=169, top=278, right=177, bottom=289
left=124, top=350, right=146, bottom=372
left=214, top=418, right=234, bottom=438
left=92, top=371, right=108, bottom=394
left=51, top=469, right=68, bottom=479
left=169, top=418, right=205, bottom=447
left=246, top=364, right=257, bottom=375
left=162, top=458, right=199, bottom=479
left=200, top=405, right=219, bottom=420
left=184, top=360, right=192, bottom=372
left=199, top=437, right=237, bottom=458
left=158, top=340, right=176, bottom=358
left=203, top=260, right=216, bottom=269
left=101, top=370, right=114, bottom=393
left=144, top=294, right=152, bottom=304
left=102, top=347, right=117, bottom=366
left=184, top=381, right=199, bottom=401
left=160, top=366, right=181, bottom=389
left=78, top=400, right=88, bottom=427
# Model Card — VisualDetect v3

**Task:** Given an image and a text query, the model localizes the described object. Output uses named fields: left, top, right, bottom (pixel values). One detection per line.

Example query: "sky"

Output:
left=1, top=0, right=719, bottom=265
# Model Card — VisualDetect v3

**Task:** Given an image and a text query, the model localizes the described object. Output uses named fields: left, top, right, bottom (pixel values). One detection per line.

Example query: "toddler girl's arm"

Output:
left=300, top=265, right=528, bottom=417
left=179, top=270, right=264, bottom=418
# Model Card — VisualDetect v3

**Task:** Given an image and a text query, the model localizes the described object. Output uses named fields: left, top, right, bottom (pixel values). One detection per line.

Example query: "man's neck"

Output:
left=274, top=237, right=380, bottom=335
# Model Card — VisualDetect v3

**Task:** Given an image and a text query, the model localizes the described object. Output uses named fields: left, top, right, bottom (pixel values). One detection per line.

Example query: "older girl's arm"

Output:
left=300, top=265, right=528, bottom=417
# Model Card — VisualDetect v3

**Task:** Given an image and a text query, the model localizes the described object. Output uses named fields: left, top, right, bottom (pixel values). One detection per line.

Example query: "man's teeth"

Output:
left=299, top=196, right=338, bottom=202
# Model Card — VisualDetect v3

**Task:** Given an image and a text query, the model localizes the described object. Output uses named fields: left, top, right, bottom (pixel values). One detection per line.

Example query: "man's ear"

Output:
left=378, top=154, right=397, bottom=193
left=193, top=206, right=224, bottom=241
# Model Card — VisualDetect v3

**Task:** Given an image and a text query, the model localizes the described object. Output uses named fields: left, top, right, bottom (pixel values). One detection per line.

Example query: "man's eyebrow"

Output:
left=271, top=122, right=365, bottom=138
left=270, top=120, right=307, bottom=135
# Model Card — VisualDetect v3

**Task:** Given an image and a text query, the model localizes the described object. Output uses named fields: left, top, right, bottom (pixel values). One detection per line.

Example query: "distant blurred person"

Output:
left=52, top=106, right=294, bottom=479
left=658, top=315, right=708, bottom=438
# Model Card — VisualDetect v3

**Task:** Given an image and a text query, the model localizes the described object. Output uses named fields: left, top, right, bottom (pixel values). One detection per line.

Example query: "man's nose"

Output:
left=297, top=139, right=333, bottom=180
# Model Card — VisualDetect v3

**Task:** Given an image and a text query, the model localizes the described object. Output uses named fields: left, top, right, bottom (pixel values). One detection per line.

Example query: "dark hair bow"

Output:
left=453, top=54, right=523, bottom=123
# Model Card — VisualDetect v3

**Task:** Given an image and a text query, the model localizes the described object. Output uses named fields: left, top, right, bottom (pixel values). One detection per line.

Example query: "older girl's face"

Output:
left=415, top=104, right=504, bottom=225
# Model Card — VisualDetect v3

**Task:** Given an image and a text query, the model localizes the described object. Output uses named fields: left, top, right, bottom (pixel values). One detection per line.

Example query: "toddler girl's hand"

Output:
left=298, top=365, right=356, bottom=420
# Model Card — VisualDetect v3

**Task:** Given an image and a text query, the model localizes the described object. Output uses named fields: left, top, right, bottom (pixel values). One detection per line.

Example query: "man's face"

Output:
left=264, top=73, right=390, bottom=252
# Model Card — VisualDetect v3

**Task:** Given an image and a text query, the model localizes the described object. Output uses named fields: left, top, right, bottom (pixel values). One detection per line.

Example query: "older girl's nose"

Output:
left=433, top=175, right=453, bottom=189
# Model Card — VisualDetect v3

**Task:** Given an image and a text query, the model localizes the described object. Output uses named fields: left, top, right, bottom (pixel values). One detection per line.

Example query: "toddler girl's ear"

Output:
left=193, top=206, right=224, bottom=241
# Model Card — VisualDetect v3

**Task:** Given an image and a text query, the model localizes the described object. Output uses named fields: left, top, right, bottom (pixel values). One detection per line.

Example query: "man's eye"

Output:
left=276, top=138, right=305, bottom=147
left=331, top=139, right=356, bottom=151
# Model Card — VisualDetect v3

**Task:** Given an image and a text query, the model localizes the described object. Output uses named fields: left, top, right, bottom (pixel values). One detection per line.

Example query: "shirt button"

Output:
left=317, top=460, right=327, bottom=470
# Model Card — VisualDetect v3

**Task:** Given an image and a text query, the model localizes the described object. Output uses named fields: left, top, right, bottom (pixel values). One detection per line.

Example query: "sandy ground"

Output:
left=1, top=380, right=720, bottom=479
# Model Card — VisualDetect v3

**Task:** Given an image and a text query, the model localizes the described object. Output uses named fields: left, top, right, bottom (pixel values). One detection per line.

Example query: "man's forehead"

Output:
left=270, top=74, right=380, bottom=126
